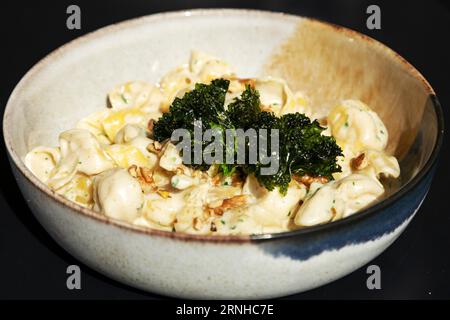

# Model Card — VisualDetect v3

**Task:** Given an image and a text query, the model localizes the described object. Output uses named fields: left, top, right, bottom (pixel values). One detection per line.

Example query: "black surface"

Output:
left=0, top=0, right=449, bottom=300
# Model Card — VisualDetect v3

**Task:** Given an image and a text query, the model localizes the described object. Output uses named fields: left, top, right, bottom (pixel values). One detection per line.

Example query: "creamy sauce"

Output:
left=24, top=51, right=400, bottom=235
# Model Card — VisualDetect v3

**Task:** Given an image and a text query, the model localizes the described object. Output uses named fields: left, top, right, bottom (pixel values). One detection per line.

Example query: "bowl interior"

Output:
left=4, top=10, right=439, bottom=216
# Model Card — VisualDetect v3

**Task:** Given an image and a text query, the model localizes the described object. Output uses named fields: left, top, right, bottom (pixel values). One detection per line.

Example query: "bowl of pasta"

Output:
left=3, top=9, right=443, bottom=298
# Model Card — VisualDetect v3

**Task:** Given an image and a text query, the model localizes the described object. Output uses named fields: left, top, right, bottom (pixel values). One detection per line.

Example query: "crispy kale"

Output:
left=153, top=78, right=230, bottom=141
left=226, top=85, right=261, bottom=129
left=152, top=79, right=231, bottom=171
left=281, top=113, right=342, bottom=179
left=152, top=79, right=342, bottom=194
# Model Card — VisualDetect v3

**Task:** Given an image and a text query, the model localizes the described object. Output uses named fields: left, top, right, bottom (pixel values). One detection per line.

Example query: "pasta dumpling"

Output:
left=46, top=129, right=114, bottom=190
left=108, top=81, right=163, bottom=112
left=101, top=107, right=151, bottom=142
left=294, top=174, right=384, bottom=226
left=24, top=147, right=60, bottom=183
left=57, top=173, right=94, bottom=207
left=352, top=149, right=400, bottom=180
left=58, top=129, right=114, bottom=176
left=328, top=99, right=388, bottom=152
left=93, top=168, right=143, bottom=222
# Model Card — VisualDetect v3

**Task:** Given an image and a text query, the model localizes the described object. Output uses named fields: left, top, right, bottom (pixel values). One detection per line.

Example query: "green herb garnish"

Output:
left=152, top=79, right=342, bottom=195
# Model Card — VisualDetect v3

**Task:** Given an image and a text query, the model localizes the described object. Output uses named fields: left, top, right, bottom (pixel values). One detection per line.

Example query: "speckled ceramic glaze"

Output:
left=3, top=9, right=444, bottom=299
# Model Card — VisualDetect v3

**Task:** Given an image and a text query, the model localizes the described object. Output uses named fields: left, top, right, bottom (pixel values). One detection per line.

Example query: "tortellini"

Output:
left=295, top=174, right=384, bottom=226
left=47, top=129, right=115, bottom=189
left=159, top=142, right=183, bottom=172
left=354, top=149, right=400, bottom=179
left=113, top=124, right=143, bottom=144
left=189, top=50, right=234, bottom=82
left=105, top=144, right=152, bottom=169
left=328, top=99, right=399, bottom=180
left=24, top=51, right=400, bottom=235
left=58, top=129, right=115, bottom=175
left=76, top=110, right=112, bottom=145
left=240, top=181, right=307, bottom=233
left=160, top=66, right=195, bottom=111
left=57, top=173, right=94, bottom=207
left=328, top=99, right=388, bottom=151
left=254, top=77, right=311, bottom=117
left=108, top=81, right=161, bottom=111
left=93, top=168, right=143, bottom=222
left=25, top=146, right=60, bottom=183
left=101, top=107, right=151, bottom=142
left=159, top=50, right=235, bottom=112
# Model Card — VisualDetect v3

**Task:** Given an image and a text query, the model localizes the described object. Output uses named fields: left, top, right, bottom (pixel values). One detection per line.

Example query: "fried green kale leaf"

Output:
left=152, top=79, right=342, bottom=194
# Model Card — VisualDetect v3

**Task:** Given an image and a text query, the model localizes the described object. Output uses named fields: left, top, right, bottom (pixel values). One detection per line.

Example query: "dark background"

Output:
left=0, top=0, right=449, bottom=300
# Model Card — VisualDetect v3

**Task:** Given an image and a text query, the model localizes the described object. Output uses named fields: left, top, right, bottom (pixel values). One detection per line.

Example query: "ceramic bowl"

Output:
left=3, top=9, right=444, bottom=299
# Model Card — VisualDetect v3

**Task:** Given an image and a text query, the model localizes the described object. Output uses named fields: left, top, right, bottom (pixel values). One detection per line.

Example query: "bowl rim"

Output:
left=3, top=8, right=444, bottom=243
